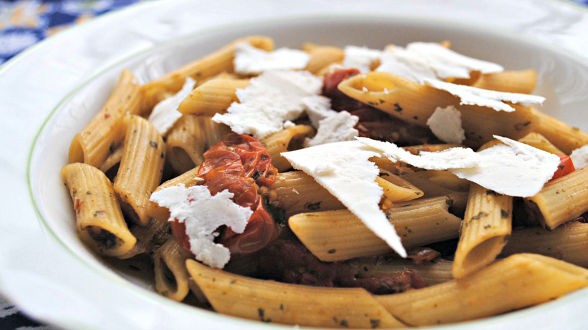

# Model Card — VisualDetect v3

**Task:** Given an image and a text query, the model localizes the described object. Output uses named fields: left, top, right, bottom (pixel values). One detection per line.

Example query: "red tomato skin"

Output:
left=173, top=133, right=279, bottom=257
left=550, top=155, right=575, bottom=181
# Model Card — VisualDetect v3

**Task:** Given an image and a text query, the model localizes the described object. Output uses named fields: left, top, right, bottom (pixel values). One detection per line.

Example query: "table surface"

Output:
left=1, top=0, right=587, bottom=329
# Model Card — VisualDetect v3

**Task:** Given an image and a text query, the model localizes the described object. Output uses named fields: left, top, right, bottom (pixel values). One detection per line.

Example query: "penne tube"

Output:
left=114, top=116, right=166, bottom=226
left=402, top=170, right=469, bottom=214
left=532, top=107, right=588, bottom=154
left=470, top=70, right=537, bottom=94
left=376, top=254, right=588, bottom=326
left=302, top=43, right=345, bottom=74
left=259, top=125, right=315, bottom=171
left=348, top=257, right=454, bottom=286
left=502, top=222, right=588, bottom=267
left=186, top=259, right=406, bottom=328
left=289, top=197, right=461, bottom=262
left=141, top=36, right=274, bottom=111
left=338, top=71, right=455, bottom=126
left=339, top=72, right=539, bottom=147
left=154, top=238, right=190, bottom=301
left=377, top=170, right=424, bottom=205
left=452, top=183, right=512, bottom=279
left=68, top=69, right=142, bottom=167
left=266, top=171, right=344, bottom=217
left=517, top=132, right=564, bottom=154
left=178, top=77, right=249, bottom=116
left=526, top=166, right=588, bottom=229
left=165, top=115, right=229, bottom=174
left=62, top=163, right=136, bottom=257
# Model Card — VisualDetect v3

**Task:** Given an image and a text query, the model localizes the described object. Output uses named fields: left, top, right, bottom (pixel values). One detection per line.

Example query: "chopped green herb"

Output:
left=471, top=211, right=489, bottom=220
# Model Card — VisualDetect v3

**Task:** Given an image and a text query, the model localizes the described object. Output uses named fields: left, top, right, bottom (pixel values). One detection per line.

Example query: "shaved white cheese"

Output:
left=356, top=137, right=479, bottom=170
left=377, top=42, right=502, bottom=83
left=426, top=106, right=465, bottom=144
left=377, top=49, right=437, bottom=83
left=570, top=145, right=588, bottom=169
left=306, top=111, right=359, bottom=147
left=343, top=46, right=382, bottom=73
left=150, top=184, right=252, bottom=269
left=405, top=42, right=503, bottom=79
left=302, top=95, right=334, bottom=127
left=424, top=79, right=545, bottom=112
left=234, top=42, right=310, bottom=75
left=148, top=77, right=195, bottom=134
left=281, top=141, right=407, bottom=257
left=213, top=70, right=322, bottom=138
left=450, top=136, right=560, bottom=197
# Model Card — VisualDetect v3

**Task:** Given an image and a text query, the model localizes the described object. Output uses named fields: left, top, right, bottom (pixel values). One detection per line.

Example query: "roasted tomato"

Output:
left=172, top=133, right=278, bottom=256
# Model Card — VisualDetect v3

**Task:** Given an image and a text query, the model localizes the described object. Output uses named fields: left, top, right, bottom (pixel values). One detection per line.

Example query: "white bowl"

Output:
left=2, top=1, right=588, bottom=329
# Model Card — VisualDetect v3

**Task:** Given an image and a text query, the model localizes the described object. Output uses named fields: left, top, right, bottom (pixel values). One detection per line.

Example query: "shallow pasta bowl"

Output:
left=1, top=0, right=588, bottom=329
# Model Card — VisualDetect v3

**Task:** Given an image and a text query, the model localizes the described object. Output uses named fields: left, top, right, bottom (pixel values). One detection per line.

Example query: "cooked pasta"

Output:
left=61, top=36, right=588, bottom=328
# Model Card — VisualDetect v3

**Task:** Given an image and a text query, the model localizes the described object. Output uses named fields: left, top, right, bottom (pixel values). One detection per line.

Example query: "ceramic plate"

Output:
left=1, top=0, right=587, bottom=328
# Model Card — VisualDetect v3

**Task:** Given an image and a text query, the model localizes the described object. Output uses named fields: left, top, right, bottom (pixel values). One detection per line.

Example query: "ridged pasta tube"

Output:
left=141, top=36, right=274, bottom=111
left=154, top=238, right=190, bottom=301
left=289, top=197, right=461, bottom=262
left=62, top=163, right=136, bottom=257
left=114, top=115, right=166, bottom=225
left=376, top=254, right=588, bottom=326
left=186, top=259, right=406, bottom=329
left=452, top=183, right=512, bottom=278
left=68, top=69, right=142, bottom=167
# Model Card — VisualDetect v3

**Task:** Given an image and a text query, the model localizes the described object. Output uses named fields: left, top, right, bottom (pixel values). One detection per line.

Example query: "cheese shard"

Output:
left=377, top=42, right=502, bottom=83
left=281, top=141, right=407, bottom=257
left=405, top=42, right=503, bottom=79
left=212, top=70, right=322, bottom=138
left=148, top=77, right=195, bottom=134
left=377, top=48, right=437, bottom=83
left=343, top=46, right=382, bottom=73
left=450, top=136, right=561, bottom=197
left=424, top=78, right=545, bottom=112
left=234, top=42, right=310, bottom=75
left=302, top=95, right=334, bottom=127
left=306, top=111, right=359, bottom=147
left=150, top=184, right=252, bottom=269
left=356, top=137, right=479, bottom=170
left=426, top=105, right=465, bottom=144
left=570, top=145, right=588, bottom=170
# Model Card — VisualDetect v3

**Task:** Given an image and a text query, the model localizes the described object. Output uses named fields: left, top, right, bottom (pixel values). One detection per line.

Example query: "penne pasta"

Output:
left=302, top=43, right=345, bottom=74
left=141, top=36, right=274, bottom=111
left=265, top=171, right=344, bottom=217
left=114, top=115, right=166, bottom=226
left=452, top=183, right=512, bottom=278
left=259, top=125, right=315, bottom=171
left=376, top=254, right=588, bottom=326
left=178, top=76, right=249, bottom=116
left=502, top=222, right=588, bottom=267
left=526, top=166, right=588, bottom=229
left=154, top=238, right=190, bottom=301
left=68, top=70, right=142, bottom=167
left=470, top=70, right=537, bottom=94
left=290, top=197, right=461, bottom=262
left=338, top=72, right=539, bottom=147
left=165, top=115, right=229, bottom=174
left=186, top=259, right=406, bottom=328
left=62, top=163, right=136, bottom=257
left=531, top=107, right=588, bottom=154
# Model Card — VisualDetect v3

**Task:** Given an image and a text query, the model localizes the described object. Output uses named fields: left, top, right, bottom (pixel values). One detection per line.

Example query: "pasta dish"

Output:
left=61, top=36, right=588, bottom=328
